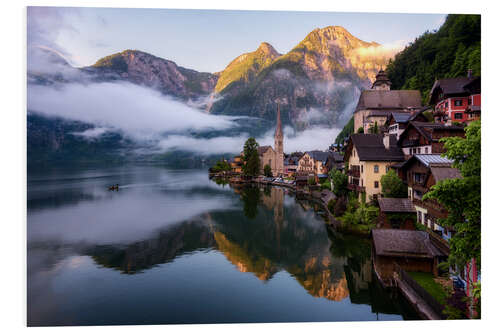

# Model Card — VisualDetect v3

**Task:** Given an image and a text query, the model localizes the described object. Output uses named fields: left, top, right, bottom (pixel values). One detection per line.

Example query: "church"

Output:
left=258, top=105, right=284, bottom=177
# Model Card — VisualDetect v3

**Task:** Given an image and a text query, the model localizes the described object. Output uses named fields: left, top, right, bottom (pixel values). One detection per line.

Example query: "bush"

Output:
left=329, top=169, right=348, bottom=197
left=307, top=176, right=317, bottom=186
left=327, top=199, right=336, bottom=214
left=381, top=169, right=408, bottom=198
left=263, top=164, right=272, bottom=177
left=333, top=196, right=347, bottom=217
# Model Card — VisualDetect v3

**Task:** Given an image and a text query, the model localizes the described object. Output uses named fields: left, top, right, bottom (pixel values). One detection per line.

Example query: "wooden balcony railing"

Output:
left=412, top=198, right=448, bottom=219
left=347, top=183, right=365, bottom=192
left=347, top=168, right=360, bottom=177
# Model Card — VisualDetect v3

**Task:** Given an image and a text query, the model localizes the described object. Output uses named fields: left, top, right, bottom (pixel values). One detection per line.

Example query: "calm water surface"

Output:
left=27, top=165, right=418, bottom=326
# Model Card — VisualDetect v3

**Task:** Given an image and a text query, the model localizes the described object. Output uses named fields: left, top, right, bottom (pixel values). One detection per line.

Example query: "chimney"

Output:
left=383, top=134, right=391, bottom=150
left=467, top=69, right=473, bottom=78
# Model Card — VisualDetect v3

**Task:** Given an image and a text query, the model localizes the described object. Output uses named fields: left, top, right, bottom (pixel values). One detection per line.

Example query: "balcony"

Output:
left=347, top=168, right=360, bottom=177
left=348, top=183, right=365, bottom=192
left=412, top=198, right=447, bottom=219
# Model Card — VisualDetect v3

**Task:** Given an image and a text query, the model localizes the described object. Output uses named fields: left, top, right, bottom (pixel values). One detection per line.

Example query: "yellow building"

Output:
left=344, top=134, right=405, bottom=202
left=230, top=155, right=243, bottom=173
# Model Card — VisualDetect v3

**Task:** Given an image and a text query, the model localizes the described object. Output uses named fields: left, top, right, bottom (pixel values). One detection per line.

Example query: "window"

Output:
left=374, top=181, right=379, bottom=188
left=386, top=165, right=390, bottom=173
left=417, top=148, right=421, bottom=154
left=445, top=102, right=449, bottom=108
left=454, top=99, right=463, bottom=106
left=417, top=211, right=422, bottom=223
left=468, top=97, right=472, bottom=105
left=374, top=165, right=379, bottom=173
left=424, top=147, right=429, bottom=154
left=455, top=113, right=463, bottom=119
left=361, top=165, right=363, bottom=173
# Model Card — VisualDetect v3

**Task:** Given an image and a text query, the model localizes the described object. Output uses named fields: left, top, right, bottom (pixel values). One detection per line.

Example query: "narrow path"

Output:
left=396, top=278, right=442, bottom=320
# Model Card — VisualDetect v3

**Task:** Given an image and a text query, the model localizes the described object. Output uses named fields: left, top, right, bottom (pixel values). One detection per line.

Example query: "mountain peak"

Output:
left=257, top=42, right=279, bottom=56
left=214, top=42, right=281, bottom=93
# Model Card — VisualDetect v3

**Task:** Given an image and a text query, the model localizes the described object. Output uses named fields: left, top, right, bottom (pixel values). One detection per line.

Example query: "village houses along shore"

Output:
left=209, top=68, right=481, bottom=320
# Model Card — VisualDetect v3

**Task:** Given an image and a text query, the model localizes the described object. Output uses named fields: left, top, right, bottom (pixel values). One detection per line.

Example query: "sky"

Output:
left=28, top=7, right=447, bottom=73
left=26, top=7, right=449, bottom=155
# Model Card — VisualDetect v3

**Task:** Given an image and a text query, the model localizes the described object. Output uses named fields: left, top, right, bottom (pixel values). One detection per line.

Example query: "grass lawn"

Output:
left=408, top=271, right=447, bottom=305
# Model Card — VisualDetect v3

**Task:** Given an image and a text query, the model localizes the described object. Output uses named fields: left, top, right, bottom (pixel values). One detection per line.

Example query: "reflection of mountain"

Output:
left=81, top=184, right=414, bottom=317
left=86, top=218, right=215, bottom=274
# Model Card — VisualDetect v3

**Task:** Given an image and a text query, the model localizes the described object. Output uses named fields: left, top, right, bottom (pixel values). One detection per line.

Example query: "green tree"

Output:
left=424, top=120, right=481, bottom=270
left=334, top=116, right=354, bottom=145
left=242, top=137, right=260, bottom=177
left=263, top=164, right=273, bottom=177
left=386, top=14, right=481, bottom=101
left=357, top=127, right=364, bottom=134
left=368, top=122, right=379, bottom=134
left=329, top=169, right=348, bottom=197
left=381, top=169, right=408, bottom=198
left=210, top=158, right=231, bottom=173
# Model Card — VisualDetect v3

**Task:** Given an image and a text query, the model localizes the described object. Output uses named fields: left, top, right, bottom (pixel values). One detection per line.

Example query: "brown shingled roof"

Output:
left=349, top=134, right=405, bottom=162
left=430, top=166, right=462, bottom=182
left=372, top=229, right=446, bottom=258
left=378, top=198, right=416, bottom=213
left=355, top=90, right=422, bottom=112
left=257, top=146, right=273, bottom=155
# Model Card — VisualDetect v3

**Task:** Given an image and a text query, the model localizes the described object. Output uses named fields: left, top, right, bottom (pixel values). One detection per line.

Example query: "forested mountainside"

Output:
left=334, top=14, right=480, bottom=145
left=386, top=14, right=480, bottom=103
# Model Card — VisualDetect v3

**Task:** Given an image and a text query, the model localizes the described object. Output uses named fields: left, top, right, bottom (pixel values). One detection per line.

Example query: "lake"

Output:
left=27, top=165, right=418, bottom=326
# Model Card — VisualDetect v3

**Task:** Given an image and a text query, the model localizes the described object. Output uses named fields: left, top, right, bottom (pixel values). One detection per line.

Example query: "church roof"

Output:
left=257, top=146, right=273, bottom=155
left=355, top=90, right=422, bottom=112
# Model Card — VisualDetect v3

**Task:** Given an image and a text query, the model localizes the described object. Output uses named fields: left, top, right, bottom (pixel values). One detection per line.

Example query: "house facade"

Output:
left=385, top=108, right=430, bottom=140
left=344, top=134, right=405, bottom=202
left=429, top=73, right=481, bottom=124
left=230, top=154, right=243, bottom=173
left=297, top=151, right=330, bottom=176
left=398, top=121, right=465, bottom=158
left=397, top=154, right=461, bottom=241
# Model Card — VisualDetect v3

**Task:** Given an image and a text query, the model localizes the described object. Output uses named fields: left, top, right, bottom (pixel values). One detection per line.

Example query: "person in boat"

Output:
left=108, top=184, right=119, bottom=191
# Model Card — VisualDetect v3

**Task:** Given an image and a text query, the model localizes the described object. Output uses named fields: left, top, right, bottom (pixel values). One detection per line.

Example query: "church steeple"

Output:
left=275, top=104, right=283, bottom=138
left=274, top=104, right=284, bottom=177
left=371, top=69, right=391, bottom=90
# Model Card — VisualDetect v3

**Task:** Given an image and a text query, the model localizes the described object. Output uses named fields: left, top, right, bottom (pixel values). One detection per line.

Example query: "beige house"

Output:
left=344, top=134, right=405, bottom=202
left=353, top=70, right=422, bottom=133
left=297, top=151, right=330, bottom=176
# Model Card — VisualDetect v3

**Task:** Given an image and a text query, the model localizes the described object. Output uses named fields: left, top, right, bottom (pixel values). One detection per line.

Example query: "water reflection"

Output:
left=28, top=166, right=418, bottom=325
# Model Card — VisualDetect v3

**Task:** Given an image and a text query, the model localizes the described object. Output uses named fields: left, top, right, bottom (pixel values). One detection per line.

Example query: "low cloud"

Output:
left=352, top=40, right=409, bottom=62
left=28, top=81, right=239, bottom=141
left=71, top=127, right=111, bottom=139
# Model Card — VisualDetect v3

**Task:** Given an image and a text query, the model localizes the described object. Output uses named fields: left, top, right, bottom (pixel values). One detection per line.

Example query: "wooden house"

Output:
left=429, top=72, right=481, bottom=124
left=395, top=154, right=461, bottom=241
left=384, top=108, right=430, bottom=140
left=372, top=229, right=447, bottom=284
left=398, top=121, right=464, bottom=158
left=377, top=197, right=416, bottom=230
